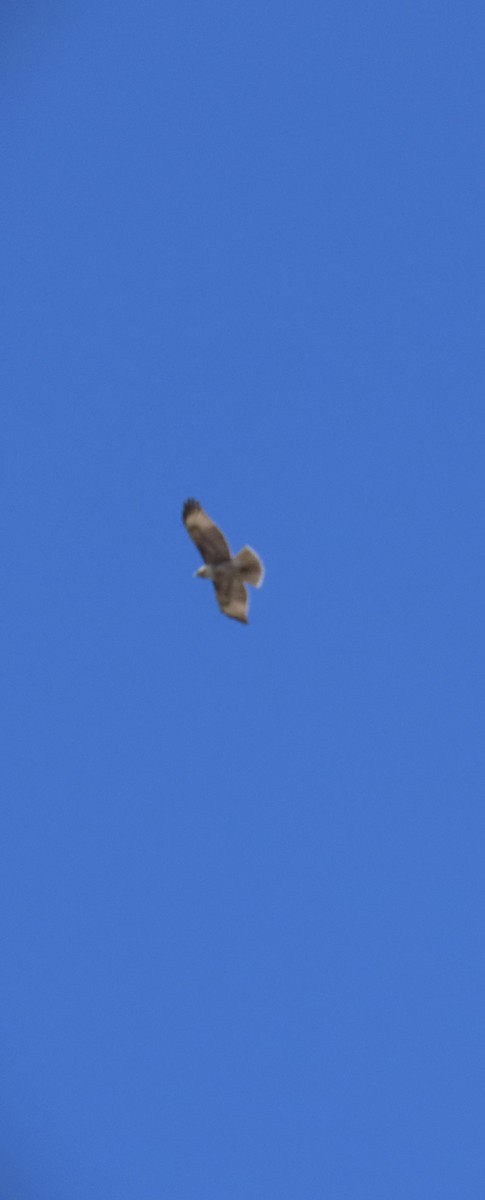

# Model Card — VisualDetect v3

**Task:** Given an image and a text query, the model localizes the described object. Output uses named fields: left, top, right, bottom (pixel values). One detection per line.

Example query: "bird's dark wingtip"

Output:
left=182, top=498, right=201, bottom=522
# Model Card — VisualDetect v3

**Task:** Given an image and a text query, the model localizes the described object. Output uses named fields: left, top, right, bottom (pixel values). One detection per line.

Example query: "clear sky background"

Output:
left=1, top=2, right=484, bottom=1197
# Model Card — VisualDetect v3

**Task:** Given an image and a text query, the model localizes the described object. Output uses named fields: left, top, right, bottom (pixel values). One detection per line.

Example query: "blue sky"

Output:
left=1, top=2, right=484, bottom=1196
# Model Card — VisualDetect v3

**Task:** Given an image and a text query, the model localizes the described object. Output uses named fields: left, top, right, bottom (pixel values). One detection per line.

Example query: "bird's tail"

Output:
left=232, top=546, right=265, bottom=588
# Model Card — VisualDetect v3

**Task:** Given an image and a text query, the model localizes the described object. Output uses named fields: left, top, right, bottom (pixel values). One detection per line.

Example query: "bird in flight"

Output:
left=182, top=499, right=264, bottom=624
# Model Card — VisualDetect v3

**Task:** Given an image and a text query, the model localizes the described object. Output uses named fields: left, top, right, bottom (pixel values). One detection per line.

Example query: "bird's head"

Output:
left=194, top=565, right=212, bottom=580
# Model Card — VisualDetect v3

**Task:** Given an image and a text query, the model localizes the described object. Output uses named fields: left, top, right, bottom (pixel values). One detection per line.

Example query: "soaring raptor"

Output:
left=182, top=499, right=264, bottom=624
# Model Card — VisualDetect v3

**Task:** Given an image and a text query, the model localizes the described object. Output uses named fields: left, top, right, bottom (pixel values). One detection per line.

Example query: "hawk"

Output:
left=182, top=499, right=264, bottom=624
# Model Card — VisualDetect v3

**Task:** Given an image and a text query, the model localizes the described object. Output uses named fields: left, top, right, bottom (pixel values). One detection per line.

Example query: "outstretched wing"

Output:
left=182, top=499, right=231, bottom=564
left=214, top=574, right=249, bottom=624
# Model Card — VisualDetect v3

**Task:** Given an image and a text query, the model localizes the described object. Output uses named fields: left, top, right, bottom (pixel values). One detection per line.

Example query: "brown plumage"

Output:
left=182, top=499, right=264, bottom=624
